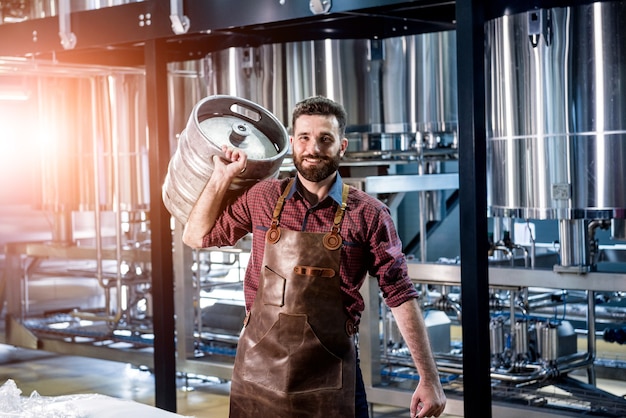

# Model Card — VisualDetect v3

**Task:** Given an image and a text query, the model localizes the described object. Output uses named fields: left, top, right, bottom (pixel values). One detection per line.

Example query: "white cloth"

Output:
left=0, top=379, right=192, bottom=418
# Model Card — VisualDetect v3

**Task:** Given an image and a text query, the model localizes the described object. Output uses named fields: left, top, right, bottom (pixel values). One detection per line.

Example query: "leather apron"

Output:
left=229, top=179, right=356, bottom=417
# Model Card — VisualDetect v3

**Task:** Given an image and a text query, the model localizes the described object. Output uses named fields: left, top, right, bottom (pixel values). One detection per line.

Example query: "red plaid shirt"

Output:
left=202, top=174, right=418, bottom=324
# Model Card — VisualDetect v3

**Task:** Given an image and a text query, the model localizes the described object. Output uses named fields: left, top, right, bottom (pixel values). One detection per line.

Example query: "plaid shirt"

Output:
left=203, top=173, right=418, bottom=324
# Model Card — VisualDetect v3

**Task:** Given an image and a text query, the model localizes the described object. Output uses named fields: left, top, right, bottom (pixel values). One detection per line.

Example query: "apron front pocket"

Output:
left=243, top=313, right=342, bottom=394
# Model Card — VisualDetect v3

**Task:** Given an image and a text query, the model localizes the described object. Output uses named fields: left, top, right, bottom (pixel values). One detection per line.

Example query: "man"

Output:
left=183, top=96, right=446, bottom=418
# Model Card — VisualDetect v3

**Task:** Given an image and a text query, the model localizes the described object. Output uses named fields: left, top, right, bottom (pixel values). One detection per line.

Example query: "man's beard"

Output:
left=294, top=152, right=341, bottom=182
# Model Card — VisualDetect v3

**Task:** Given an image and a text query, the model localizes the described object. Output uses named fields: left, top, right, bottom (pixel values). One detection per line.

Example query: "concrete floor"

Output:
left=2, top=342, right=626, bottom=417
left=0, top=343, right=452, bottom=417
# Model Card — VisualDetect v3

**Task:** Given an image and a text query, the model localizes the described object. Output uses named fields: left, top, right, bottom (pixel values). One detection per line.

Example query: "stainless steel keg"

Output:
left=162, top=95, right=289, bottom=224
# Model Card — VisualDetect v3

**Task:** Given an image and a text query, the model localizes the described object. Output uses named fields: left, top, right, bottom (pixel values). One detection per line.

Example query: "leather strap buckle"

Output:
left=293, top=265, right=336, bottom=278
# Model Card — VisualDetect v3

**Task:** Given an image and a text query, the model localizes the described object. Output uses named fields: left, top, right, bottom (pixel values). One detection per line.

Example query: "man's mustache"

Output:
left=300, top=154, right=329, bottom=160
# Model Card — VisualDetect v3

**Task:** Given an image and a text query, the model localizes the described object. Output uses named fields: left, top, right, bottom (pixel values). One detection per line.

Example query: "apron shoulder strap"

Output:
left=266, top=178, right=295, bottom=244
left=332, top=183, right=350, bottom=227
left=323, top=183, right=350, bottom=251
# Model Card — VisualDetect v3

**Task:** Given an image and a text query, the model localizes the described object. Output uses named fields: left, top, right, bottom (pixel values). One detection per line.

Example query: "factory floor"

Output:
left=0, top=343, right=460, bottom=418
left=2, top=342, right=626, bottom=417
left=4, top=345, right=626, bottom=418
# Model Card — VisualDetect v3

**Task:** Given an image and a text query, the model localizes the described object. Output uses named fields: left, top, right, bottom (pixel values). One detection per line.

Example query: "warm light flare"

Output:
left=0, top=90, right=29, bottom=101
left=0, top=102, right=41, bottom=205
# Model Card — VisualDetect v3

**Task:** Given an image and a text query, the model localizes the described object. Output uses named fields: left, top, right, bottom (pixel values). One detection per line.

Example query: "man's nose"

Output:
left=306, top=138, right=321, bottom=154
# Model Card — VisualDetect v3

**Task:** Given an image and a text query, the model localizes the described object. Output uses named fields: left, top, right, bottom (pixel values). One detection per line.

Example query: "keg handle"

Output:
left=229, top=102, right=262, bottom=123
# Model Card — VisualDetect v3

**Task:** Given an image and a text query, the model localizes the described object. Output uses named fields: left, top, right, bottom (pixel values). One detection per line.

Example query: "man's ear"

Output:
left=340, top=137, right=348, bottom=157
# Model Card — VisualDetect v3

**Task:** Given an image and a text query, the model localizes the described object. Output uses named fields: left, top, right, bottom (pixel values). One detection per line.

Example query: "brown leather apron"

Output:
left=229, top=179, right=356, bottom=417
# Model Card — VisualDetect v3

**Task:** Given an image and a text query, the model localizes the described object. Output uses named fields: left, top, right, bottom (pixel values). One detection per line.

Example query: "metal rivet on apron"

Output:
left=266, top=226, right=281, bottom=244
left=323, top=231, right=342, bottom=250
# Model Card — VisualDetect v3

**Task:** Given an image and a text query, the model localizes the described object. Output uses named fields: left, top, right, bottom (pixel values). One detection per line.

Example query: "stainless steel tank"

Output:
left=485, top=2, right=626, bottom=221
left=413, top=30, right=458, bottom=141
left=204, top=44, right=287, bottom=126
left=373, top=31, right=458, bottom=152
left=285, top=33, right=457, bottom=154
left=168, top=59, right=210, bottom=154
left=162, top=95, right=289, bottom=225
left=36, top=75, right=86, bottom=215
left=201, top=33, right=458, bottom=157
left=204, top=38, right=380, bottom=148
left=35, top=69, right=149, bottom=215
left=107, top=72, right=150, bottom=213
left=285, top=38, right=380, bottom=138
left=21, top=64, right=148, bottom=243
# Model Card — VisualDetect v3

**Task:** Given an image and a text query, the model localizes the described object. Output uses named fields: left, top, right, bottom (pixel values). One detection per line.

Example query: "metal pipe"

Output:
left=383, top=350, right=594, bottom=385
left=586, top=290, right=597, bottom=385
left=91, top=75, right=104, bottom=302
left=492, top=217, right=503, bottom=261
left=424, top=296, right=462, bottom=322
left=511, top=244, right=530, bottom=268
left=110, top=74, right=124, bottom=325
left=490, top=245, right=513, bottom=263
left=417, top=158, right=427, bottom=262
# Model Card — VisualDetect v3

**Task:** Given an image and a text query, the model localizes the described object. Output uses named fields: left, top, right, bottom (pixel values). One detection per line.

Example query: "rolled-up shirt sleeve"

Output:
left=201, top=189, right=254, bottom=248
left=368, top=205, right=419, bottom=308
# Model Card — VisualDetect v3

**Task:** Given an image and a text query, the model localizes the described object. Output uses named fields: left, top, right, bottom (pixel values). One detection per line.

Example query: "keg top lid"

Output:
left=199, top=115, right=280, bottom=160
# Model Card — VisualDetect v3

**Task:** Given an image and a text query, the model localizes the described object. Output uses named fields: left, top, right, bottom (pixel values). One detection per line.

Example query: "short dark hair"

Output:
left=291, top=96, right=347, bottom=137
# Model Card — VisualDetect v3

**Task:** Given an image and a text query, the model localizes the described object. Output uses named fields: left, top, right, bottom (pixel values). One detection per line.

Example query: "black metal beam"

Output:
left=184, top=0, right=449, bottom=32
left=145, top=38, right=177, bottom=412
left=456, top=0, right=492, bottom=417
left=0, top=2, right=169, bottom=58
left=0, top=0, right=456, bottom=66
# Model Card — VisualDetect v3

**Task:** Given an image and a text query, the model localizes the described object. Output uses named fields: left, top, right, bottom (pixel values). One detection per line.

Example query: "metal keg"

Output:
left=162, top=95, right=289, bottom=225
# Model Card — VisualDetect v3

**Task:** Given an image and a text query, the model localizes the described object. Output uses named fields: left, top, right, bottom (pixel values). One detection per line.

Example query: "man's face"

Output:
left=291, top=114, right=347, bottom=183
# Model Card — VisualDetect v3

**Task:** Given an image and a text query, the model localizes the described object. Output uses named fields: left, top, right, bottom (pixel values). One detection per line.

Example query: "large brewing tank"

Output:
left=33, top=68, right=149, bottom=242
left=201, top=33, right=458, bottom=157
left=285, top=33, right=457, bottom=154
left=284, top=38, right=380, bottom=141
left=162, top=95, right=289, bottom=225
left=414, top=30, right=458, bottom=138
left=36, top=70, right=149, bottom=214
left=204, top=44, right=287, bottom=126
left=168, top=59, right=210, bottom=153
left=485, top=2, right=626, bottom=222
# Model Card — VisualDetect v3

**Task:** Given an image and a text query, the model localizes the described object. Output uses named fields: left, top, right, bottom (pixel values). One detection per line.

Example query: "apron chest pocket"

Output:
left=262, top=266, right=286, bottom=307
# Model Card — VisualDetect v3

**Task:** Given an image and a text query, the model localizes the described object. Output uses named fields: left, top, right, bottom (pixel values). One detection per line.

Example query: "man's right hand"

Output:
left=182, top=145, right=248, bottom=248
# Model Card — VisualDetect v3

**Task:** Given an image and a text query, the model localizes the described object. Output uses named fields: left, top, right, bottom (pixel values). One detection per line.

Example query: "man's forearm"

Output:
left=390, top=299, right=440, bottom=383
left=181, top=175, right=231, bottom=248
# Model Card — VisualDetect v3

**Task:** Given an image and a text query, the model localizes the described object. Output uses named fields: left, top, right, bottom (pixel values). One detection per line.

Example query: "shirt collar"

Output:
left=287, top=172, right=344, bottom=206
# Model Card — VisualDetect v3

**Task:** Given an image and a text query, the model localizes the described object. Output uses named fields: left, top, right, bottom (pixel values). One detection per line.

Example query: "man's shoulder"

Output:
left=346, top=185, right=387, bottom=210
left=248, top=177, right=292, bottom=198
